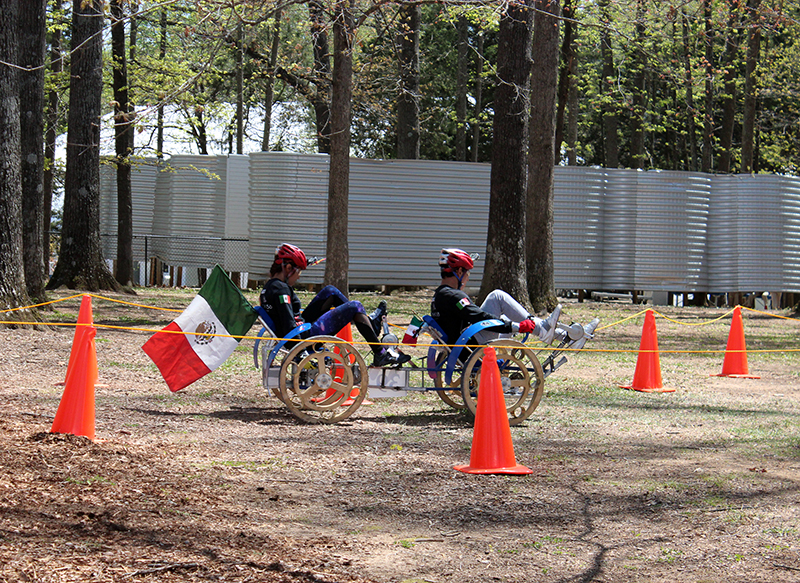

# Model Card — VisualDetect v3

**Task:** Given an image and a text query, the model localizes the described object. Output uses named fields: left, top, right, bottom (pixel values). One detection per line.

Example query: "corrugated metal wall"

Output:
left=553, top=166, right=605, bottom=289
left=140, top=155, right=249, bottom=269
left=247, top=156, right=491, bottom=286
left=99, top=154, right=800, bottom=292
left=632, top=170, right=710, bottom=291
left=224, top=155, right=250, bottom=271
left=247, top=152, right=329, bottom=281
left=99, top=159, right=159, bottom=259
left=348, top=158, right=489, bottom=287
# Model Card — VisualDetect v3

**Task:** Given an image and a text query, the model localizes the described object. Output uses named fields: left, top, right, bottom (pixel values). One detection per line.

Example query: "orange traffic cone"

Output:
left=713, top=306, right=760, bottom=379
left=620, top=309, right=674, bottom=393
left=51, top=295, right=98, bottom=440
left=454, top=346, right=532, bottom=475
left=337, top=322, right=354, bottom=343
left=322, top=324, right=372, bottom=406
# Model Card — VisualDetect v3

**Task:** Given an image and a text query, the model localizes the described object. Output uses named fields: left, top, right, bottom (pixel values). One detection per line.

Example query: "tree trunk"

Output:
left=324, top=0, right=353, bottom=293
left=478, top=0, right=533, bottom=304
left=310, top=0, right=332, bottom=154
left=554, top=0, right=575, bottom=165
left=681, top=10, right=698, bottom=171
left=741, top=0, right=761, bottom=173
left=236, top=22, right=244, bottom=155
left=48, top=0, right=119, bottom=292
left=262, top=7, right=282, bottom=151
left=192, top=108, right=209, bottom=155
left=396, top=2, right=420, bottom=159
left=19, top=0, right=47, bottom=302
left=599, top=0, right=618, bottom=168
left=455, top=16, right=469, bottom=162
left=157, top=7, right=166, bottom=158
left=718, top=2, right=741, bottom=174
left=43, top=25, right=61, bottom=273
left=0, top=0, right=34, bottom=315
left=470, top=29, right=484, bottom=162
left=630, top=0, right=646, bottom=169
left=566, top=62, right=578, bottom=165
left=111, top=0, right=134, bottom=287
left=701, top=0, right=714, bottom=173
left=527, top=0, right=560, bottom=312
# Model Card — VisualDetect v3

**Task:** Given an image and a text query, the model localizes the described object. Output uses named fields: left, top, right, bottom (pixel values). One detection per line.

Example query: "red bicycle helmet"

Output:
left=275, top=243, right=308, bottom=270
left=439, top=248, right=475, bottom=272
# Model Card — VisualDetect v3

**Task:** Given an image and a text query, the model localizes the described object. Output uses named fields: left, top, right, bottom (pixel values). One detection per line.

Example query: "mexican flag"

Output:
left=143, top=265, right=258, bottom=392
left=402, top=315, right=423, bottom=345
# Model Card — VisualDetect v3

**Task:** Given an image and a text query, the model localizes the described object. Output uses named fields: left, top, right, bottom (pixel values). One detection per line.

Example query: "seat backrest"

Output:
left=254, top=305, right=277, bottom=333
left=422, top=315, right=447, bottom=343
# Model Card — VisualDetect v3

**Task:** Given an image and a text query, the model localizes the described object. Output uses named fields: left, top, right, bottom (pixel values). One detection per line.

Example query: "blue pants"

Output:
left=302, top=286, right=367, bottom=338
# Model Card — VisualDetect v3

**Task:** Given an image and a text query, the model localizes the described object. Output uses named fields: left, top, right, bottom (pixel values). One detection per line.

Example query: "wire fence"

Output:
left=49, top=231, right=250, bottom=287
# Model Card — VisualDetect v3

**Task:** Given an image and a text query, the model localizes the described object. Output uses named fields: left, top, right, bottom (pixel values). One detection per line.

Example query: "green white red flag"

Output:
left=402, top=315, right=423, bottom=345
left=143, top=265, right=257, bottom=392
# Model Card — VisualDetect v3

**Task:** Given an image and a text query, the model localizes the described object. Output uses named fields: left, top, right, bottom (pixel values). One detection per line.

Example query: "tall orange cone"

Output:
left=620, top=309, right=674, bottom=393
left=51, top=295, right=98, bottom=440
left=713, top=306, right=759, bottom=379
left=454, top=346, right=532, bottom=475
left=324, top=324, right=372, bottom=406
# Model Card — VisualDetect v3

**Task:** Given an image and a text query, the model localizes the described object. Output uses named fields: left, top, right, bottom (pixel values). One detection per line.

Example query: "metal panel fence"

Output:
left=99, top=158, right=160, bottom=260
left=99, top=154, right=800, bottom=293
left=247, top=152, right=329, bottom=282
left=553, top=166, right=605, bottom=289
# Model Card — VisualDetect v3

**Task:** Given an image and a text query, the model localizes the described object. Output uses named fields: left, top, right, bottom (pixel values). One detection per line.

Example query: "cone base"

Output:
left=54, top=382, right=109, bottom=388
left=454, top=463, right=533, bottom=475
left=620, top=385, right=676, bottom=393
left=712, top=373, right=760, bottom=379
left=342, top=398, right=373, bottom=406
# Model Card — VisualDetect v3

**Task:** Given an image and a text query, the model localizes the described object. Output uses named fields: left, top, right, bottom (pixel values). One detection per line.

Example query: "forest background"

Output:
left=1, top=0, right=799, bottom=318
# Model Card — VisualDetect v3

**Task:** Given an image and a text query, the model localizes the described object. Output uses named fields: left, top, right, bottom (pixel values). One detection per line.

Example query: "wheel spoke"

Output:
left=279, top=336, right=368, bottom=423
left=460, top=339, right=544, bottom=426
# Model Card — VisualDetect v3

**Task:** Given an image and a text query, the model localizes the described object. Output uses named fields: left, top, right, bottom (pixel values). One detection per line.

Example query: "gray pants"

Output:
left=475, top=290, right=530, bottom=344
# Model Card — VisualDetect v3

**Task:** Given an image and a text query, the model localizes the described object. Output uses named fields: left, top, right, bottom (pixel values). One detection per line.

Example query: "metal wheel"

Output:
left=460, top=339, right=544, bottom=426
left=432, top=347, right=467, bottom=410
left=278, top=336, right=367, bottom=424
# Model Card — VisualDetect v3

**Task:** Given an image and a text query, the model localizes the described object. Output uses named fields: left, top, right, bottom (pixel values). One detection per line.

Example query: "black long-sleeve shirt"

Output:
left=431, top=284, right=512, bottom=344
left=259, top=278, right=302, bottom=338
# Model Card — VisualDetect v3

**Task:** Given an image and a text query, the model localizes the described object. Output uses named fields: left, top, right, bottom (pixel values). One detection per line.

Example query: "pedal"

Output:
left=566, top=322, right=585, bottom=341
left=568, top=318, right=599, bottom=351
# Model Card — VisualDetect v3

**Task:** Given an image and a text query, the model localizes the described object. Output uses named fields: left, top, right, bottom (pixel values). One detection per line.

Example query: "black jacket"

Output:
left=431, top=284, right=511, bottom=344
left=259, top=278, right=302, bottom=338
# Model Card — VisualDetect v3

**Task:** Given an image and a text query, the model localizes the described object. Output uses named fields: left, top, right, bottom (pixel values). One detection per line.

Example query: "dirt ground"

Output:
left=1, top=289, right=799, bottom=583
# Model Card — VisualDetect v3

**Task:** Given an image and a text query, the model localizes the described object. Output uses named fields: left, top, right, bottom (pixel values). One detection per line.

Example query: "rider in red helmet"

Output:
left=260, top=244, right=410, bottom=367
left=431, top=248, right=564, bottom=347
left=275, top=243, right=308, bottom=270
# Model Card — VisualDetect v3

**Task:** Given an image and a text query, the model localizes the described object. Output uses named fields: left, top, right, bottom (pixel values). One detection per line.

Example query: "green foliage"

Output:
left=350, top=3, right=498, bottom=161
left=569, top=0, right=799, bottom=172
left=43, top=0, right=800, bottom=170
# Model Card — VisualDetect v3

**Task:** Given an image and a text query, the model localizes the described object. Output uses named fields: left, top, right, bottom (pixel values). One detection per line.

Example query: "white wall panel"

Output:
left=248, top=152, right=329, bottom=281
left=553, top=166, right=605, bottom=289
left=100, top=154, right=800, bottom=293
left=99, top=159, right=160, bottom=261
left=348, top=158, right=490, bottom=288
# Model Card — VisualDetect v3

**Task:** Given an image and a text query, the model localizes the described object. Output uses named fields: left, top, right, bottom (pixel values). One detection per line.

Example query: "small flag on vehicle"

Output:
left=402, top=316, right=424, bottom=345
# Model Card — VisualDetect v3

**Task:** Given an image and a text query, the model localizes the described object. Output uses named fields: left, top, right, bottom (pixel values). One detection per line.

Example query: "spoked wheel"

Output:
left=432, top=347, right=467, bottom=410
left=460, top=339, right=545, bottom=426
left=279, top=336, right=367, bottom=424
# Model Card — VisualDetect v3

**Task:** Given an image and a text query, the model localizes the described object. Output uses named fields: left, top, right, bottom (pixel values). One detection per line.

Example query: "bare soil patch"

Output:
left=1, top=289, right=799, bottom=583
